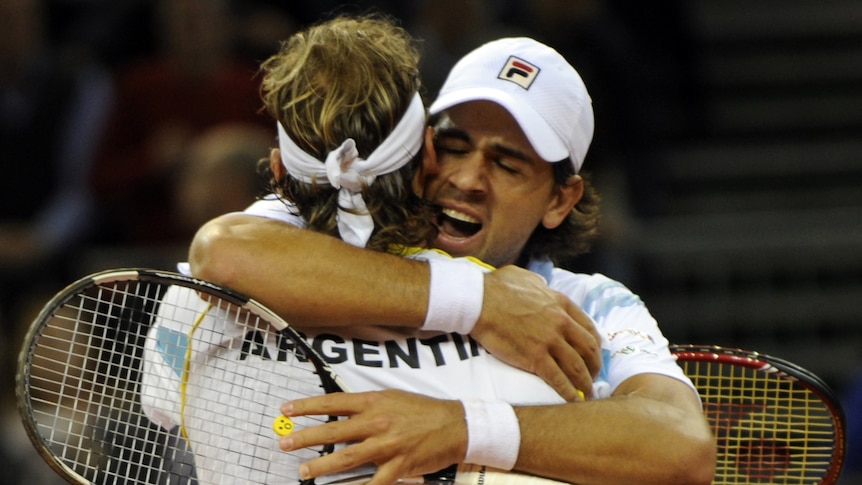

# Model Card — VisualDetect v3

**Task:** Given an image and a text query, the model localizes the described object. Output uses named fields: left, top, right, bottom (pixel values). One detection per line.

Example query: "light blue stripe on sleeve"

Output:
left=582, top=281, right=644, bottom=319
left=155, top=326, right=189, bottom=378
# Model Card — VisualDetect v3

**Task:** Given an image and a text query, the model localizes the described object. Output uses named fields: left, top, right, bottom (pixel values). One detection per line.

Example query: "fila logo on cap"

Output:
left=498, top=56, right=540, bottom=90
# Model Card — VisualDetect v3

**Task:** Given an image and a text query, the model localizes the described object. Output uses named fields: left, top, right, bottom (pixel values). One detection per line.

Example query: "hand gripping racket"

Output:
left=670, top=344, right=846, bottom=485
left=16, top=268, right=349, bottom=485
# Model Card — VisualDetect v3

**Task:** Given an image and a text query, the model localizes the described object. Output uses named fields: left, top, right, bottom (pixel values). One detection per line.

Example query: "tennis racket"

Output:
left=16, top=268, right=350, bottom=485
left=670, top=344, right=846, bottom=485
left=19, top=269, right=844, bottom=485
left=16, top=268, right=568, bottom=485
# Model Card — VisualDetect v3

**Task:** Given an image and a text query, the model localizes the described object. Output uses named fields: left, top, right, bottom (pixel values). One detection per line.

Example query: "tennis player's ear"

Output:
left=270, top=148, right=286, bottom=181
left=413, top=126, right=439, bottom=197
left=542, top=174, right=583, bottom=229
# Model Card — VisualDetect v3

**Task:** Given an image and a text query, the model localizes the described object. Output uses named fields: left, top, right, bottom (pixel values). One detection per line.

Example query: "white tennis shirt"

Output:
left=140, top=196, right=696, bottom=484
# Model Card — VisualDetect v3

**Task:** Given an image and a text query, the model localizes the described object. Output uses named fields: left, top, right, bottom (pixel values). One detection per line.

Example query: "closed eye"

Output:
left=493, top=157, right=521, bottom=174
left=435, top=143, right=471, bottom=156
left=433, top=126, right=533, bottom=177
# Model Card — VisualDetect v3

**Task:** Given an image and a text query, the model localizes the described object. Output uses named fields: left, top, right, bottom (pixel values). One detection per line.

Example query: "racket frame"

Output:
left=16, top=268, right=346, bottom=484
left=670, top=344, right=846, bottom=485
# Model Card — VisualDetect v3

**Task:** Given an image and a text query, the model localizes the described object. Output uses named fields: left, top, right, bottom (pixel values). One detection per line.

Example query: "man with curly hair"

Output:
left=189, top=25, right=715, bottom=485
left=143, top=15, right=604, bottom=484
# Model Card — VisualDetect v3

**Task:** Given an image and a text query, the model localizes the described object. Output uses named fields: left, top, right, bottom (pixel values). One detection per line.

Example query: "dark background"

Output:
left=2, top=0, right=860, bottom=482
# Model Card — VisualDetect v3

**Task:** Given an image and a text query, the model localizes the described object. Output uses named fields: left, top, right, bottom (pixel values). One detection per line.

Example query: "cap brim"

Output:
left=429, top=87, right=569, bottom=163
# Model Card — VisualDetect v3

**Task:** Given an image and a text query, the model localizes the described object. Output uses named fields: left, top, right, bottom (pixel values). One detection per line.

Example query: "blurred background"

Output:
left=1, top=0, right=860, bottom=482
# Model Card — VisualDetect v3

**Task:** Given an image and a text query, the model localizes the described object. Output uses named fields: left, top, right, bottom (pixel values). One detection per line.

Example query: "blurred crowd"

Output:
left=0, top=0, right=741, bottom=482
left=0, top=0, right=699, bottom=351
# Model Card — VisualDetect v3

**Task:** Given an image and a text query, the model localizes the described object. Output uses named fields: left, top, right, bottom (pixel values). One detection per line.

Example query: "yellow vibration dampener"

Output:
left=273, top=415, right=295, bottom=436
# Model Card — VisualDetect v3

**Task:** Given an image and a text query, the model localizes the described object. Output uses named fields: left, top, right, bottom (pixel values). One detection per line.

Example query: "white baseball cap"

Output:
left=429, top=37, right=594, bottom=172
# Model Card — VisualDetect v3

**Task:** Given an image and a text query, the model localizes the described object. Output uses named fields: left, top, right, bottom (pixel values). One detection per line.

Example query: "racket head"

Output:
left=16, top=268, right=346, bottom=484
left=671, top=344, right=846, bottom=485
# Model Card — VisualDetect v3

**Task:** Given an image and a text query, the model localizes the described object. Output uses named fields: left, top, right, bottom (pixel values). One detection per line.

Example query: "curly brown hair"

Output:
left=258, top=14, right=435, bottom=252
left=520, top=163, right=602, bottom=267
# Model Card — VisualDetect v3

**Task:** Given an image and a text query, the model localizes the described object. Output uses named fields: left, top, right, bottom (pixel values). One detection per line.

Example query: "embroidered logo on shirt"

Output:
left=608, top=328, right=655, bottom=344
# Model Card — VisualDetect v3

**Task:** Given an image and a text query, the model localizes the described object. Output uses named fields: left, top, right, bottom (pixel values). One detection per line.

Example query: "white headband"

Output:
left=277, top=92, right=425, bottom=247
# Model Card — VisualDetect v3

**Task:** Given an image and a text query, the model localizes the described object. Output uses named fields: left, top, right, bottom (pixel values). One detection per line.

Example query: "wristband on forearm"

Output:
left=460, top=398, right=521, bottom=470
left=421, top=258, right=484, bottom=334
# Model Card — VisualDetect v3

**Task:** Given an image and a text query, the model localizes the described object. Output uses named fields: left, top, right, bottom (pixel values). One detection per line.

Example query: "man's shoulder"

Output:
left=243, top=195, right=306, bottom=227
left=548, top=266, right=614, bottom=288
left=548, top=267, right=639, bottom=302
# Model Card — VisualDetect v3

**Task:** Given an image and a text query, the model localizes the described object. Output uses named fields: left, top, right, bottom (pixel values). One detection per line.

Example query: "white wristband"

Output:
left=422, top=258, right=484, bottom=334
left=461, top=399, right=521, bottom=470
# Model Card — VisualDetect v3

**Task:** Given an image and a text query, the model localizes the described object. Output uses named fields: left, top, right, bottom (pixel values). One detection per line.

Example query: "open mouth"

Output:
left=437, top=208, right=482, bottom=238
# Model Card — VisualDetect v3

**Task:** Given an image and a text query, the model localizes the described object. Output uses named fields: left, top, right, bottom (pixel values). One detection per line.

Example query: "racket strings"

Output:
left=151, top=285, right=331, bottom=483
left=23, top=278, right=337, bottom=484
left=682, top=359, right=838, bottom=484
left=26, top=280, right=182, bottom=482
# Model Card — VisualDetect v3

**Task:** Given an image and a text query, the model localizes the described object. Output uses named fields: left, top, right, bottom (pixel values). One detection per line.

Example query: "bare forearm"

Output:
left=189, top=214, right=429, bottom=328
left=281, top=378, right=715, bottom=485
left=514, top=378, right=716, bottom=485
left=189, top=214, right=601, bottom=399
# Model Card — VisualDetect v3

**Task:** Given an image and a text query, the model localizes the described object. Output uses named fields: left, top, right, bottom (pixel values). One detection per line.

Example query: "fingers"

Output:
left=534, top=354, right=584, bottom=402
left=279, top=401, right=387, bottom=480
left=280, top=393, right=376, bottom=452
left=481, top=267, right=603, bottom=390
left=364, top=462, right=410, bottom=485
left=279, top=391, right=465, bottom=484
left=281, top=391, right=362, bottom=417
left=540, top=292, right=601, bottom=399
left=293, top=439, right=377, bottom=480
left=558, top=295, right=602, bottom=378
left=538, top=344, right=593, bottom=402
left=279, top=413, right=354, bottom=451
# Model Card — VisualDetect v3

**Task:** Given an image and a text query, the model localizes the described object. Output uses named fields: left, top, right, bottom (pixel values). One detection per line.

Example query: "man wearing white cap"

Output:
left=191, top=37, right=716, bottom=484
left=422, top=36, right=596, bottom=270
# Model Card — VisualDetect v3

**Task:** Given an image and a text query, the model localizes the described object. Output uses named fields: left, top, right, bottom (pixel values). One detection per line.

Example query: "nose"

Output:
left=446, top=152, right=489, bottom=194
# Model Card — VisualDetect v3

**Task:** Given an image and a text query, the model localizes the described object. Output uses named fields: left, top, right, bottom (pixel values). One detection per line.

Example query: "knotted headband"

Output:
left=277, top=92, right=425, bottom=247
